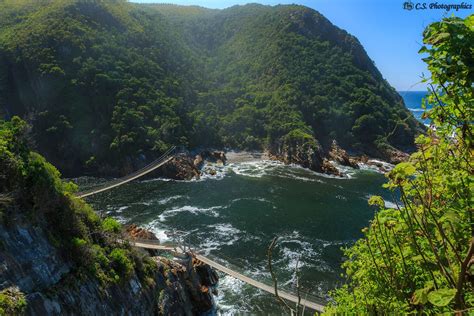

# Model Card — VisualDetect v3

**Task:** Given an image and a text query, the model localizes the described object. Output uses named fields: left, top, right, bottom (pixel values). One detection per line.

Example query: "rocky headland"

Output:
left=267, top=139, right=404, bottom=176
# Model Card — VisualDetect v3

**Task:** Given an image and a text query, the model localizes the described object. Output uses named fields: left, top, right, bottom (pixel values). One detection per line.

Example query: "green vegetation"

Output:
left=326, top=15, right=473, bottom=314
left=0, top=116, right=155, bottom=287
left=0, top=1, right=420, bottom=175
left=0, top=287, right=27, bottom=316
left=102, top=217, right=122, bottom=233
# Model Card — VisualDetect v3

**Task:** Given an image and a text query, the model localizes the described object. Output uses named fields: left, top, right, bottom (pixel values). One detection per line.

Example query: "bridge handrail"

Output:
left=76, top=146, right=177, bottom=198
left=128, top=237, right=328, bottom=307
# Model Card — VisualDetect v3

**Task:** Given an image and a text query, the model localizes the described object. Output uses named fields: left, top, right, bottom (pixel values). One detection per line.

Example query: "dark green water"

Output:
left=83, top=159, right=394, bottom=314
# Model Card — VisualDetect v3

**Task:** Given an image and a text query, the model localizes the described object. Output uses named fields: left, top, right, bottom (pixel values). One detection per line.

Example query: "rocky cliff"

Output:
left=0, top=118, right=219, bottom=315
left=0, top=217, right=219, bottom=315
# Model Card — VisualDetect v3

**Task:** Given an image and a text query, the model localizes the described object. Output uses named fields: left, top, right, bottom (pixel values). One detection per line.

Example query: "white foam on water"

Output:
left=133, top=201, right=152, bottom=206
left=273, top=231, right=347, bottom=278
left=145, top=223, right=171, bottom=243
left=212, top=223, right=241, bottom=235
left=157, top=195, right=186, bottom=205
left=230, top=197, right=273, bottom=205
left=215, top=275, right=247, bottom=315
left=113, top=215, right=127, bottom=224
left=227, top=160, right=283, bottom=178
left=109, top=205, right=128, bottom=214
left=158, top=205, right=225, bottom=221
left=197, top=223, right=242, bottom=255
left=140, top=177, right=174, bottom=183
left=409, top=107, right=425, bottom=112
left=275, top=171, right=327, bottom=183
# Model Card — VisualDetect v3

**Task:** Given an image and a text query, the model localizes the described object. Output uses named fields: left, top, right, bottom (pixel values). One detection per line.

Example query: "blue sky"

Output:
left=131, top=0, right=472, bottom=91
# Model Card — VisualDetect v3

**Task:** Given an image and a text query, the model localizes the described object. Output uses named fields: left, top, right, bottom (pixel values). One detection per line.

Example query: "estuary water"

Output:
left=81, top=92, right=426, bottom=314
left=82, top=161, right=392, bottom=314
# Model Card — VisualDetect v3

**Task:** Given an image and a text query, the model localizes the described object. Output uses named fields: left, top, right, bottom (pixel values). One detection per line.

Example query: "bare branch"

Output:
left=295, top=257, right=301, bottom=315
left=267, top=237, right=294, bottom=313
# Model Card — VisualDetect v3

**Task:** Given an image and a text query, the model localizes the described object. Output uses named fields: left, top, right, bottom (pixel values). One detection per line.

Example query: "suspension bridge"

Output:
left=75, top=147, right=327, bottom=313
left=131, top=238, right=326, bottom=312
left=76, top=146, right=177, bottom=198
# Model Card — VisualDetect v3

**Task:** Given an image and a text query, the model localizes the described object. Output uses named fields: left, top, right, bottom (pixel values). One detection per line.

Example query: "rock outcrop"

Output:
left=321, top=159, right=342, bottom=177
left=125, top=224, right=159, bottom=241
left=158, top=254, right=219, bottom=315
left=268, top=138, right=407, bottom=176
left=159, top=154, right=201, bottom=180
left=0, top=219, right=219, bottom=315
left=200, top=151, right=227, bottom=166
left=156, top=150, right=227, bottom=180
left=328, top=140, right=359, bottom=169
left=384, top=148, right=409, bottom=164
left=268, top=138, right=324, bottom=172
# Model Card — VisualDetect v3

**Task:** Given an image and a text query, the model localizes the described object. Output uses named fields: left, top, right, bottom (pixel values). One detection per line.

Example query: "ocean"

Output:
left=399, top=90, right=430, bottom=125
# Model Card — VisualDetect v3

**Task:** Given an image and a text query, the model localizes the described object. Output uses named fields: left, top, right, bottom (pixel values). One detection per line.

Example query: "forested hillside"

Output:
left=0, top=0, right=421, bottom=176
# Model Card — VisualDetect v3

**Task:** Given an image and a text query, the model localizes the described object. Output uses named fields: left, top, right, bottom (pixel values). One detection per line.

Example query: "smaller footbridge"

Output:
left=129, top=239, right=326, bottom=313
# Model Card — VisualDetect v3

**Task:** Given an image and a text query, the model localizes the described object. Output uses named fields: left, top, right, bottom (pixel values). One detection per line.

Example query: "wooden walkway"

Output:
left=76, top=147, right=176, bottom=198
left=130, top=240, right=325, bottom=313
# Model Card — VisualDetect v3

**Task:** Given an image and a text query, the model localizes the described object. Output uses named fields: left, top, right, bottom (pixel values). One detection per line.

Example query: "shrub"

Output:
left=109, top=248, right=134, bottom=279
left=102, top=217, right=121, bottom=234
left=0, top=287, right=27, bottom=315
left=326, top=15, right=473, bottom=314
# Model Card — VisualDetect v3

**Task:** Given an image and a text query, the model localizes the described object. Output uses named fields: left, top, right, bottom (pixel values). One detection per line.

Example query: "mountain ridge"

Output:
left=0, top=1, right=422, bottom=176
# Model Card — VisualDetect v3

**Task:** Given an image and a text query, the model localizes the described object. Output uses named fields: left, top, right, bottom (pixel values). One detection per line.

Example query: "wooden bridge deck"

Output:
left=130, top=240, right=325, bottom=313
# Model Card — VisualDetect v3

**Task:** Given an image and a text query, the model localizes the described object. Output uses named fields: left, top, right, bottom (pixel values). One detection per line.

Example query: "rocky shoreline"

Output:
left=156, top=141, right=406, bottom=180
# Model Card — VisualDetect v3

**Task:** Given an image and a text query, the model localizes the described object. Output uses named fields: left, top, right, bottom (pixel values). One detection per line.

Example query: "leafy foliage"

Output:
left=0, top=287, right=26, bottom=316
left=0, top=1, right=420, bottom=175
left=326, top=15, right=473, bottom=314
left=0, top=116, right=155, bottom=287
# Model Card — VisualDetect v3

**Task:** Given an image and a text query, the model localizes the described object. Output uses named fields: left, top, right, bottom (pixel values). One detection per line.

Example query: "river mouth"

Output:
left=81, top=156, right=392, bottom=314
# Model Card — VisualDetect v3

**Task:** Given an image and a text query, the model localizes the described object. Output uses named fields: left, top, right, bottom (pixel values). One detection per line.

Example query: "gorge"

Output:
left=0, top=0, right=440, bottom=315
left=0, top=1, right=422, bottom=178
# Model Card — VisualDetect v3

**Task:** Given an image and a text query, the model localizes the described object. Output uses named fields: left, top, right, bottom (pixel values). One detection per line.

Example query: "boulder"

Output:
left=321, top=159, right=343, bottom=177
left=159, top=155, right=201, bottom=180
left=385, top=148, right=409, bottom=164
left=328, top=140, right=359, bottom=169
left=200, top=150, right=227, bottom=164
left=268, top=136, right=324, bottom=172
left=125, top=224, right=158, bottom=241
left=193, top=154, right=204, bottom=169
left=158, top=254, right=218, bottom=315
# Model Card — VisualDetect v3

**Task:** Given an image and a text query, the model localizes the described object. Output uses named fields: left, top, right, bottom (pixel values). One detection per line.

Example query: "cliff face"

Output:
left=0, top=218, right=218, bottom=315
left=0, top=118, right=218, bottom=315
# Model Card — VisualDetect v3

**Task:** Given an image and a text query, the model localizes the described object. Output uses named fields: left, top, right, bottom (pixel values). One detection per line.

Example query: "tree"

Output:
left=325, top=15, right=473, bottom=314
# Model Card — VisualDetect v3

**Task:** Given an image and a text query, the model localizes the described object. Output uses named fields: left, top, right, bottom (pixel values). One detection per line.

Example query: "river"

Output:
left=79, top=92, right=426, bottom=314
